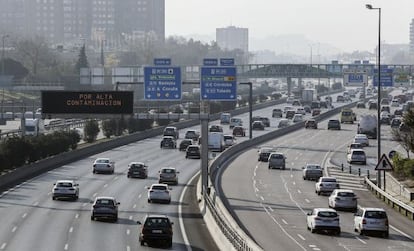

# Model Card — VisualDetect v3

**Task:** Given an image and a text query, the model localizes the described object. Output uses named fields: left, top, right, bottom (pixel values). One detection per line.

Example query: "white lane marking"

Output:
left=313, top=248, right=321, bottom=251
left=297, top=234, right=305, bottom=241
left=355, top=236, right=367, bottom=244
left=0, top=243, right=6, bottom=250
left=260, top=196, right=264, bottom=201
left=129, top=215, right=133, bottom=220
left=309, top=245, right=317, bottom=248
left=295, top=156, right=299, bottom=160
left=69, top=227, right=73, bottom=233
left=297, top=190, right=302, bottom=194
left=254, top=187, right=259, bottom=193
left=11, top=226, right=17, bottom=233
left=126, top=246, right=130, bottom=251
left=282, top=176, right=306, bottom=214
left=75, top=214, right=79, bottom=219
left=64, top=243, right=69, bottom=250
left=22, top=213, right=27, bottom=218
left=305, top=199, right=310, bottom=203
left=178, top=171, right=198, bottom=251
left=390, top=225, right=414, bottom=240
left=93, top=193, right=97, bottom=197
left=138, top=194, right=142, bottom=199
left=268, top=206, right=274, bottom=212
left=282, top=219, right=288, bottom=225
left=33, top=201, right=39, bottom=206
left=114, top=176, right=118, bottom=180
left=292, top=181, right=296, bottom=185
left=126, top=229, right=130, bottom=235
left=133, top=204, right=137, bottom=209
left=103, top=184, right=108, bottom=188
left=47, top=192, right=52, bottom=195
left=82, top=203, right=87, bottom=207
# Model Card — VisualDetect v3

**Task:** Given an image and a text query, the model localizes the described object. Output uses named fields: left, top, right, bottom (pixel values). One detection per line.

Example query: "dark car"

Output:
left=311, top=109, right=321, bottom=117
left=369, top=102, right=378, bottom=110
left=252, top=116, right=270, bottom=127
left=328, top=119, right=341, bottom=130
left=91, top=197, right=120, bottom=222
left=184, top=130, right=200, bottom=140
left=179, top=139, right=192, bottom=151
left=252, top=121, right=265, bottom=130
left=320, top=101, right=328, bottom=109
left=356, top=102, right=366, bottom=108
left=185, top=145, right=201, bottom=159
left=311, top=101, right=320, bottom=109
left=305, top=119, right=318, bottom=129
left=138, top=215, right=173, bottom=248
left=394, top=108, right=403, bottom=117
left=209, top=124, right=223, bottom=132
left=286, top=110, right=296, bottom=119
left=258, top=147, right=273, bottom=162
left=160, top=136, right=177, bottom=149
left=336, top=96, right=345, bottom=102
left=232, top=126, right=246, bottom=137
left=303, top=105, right=312, bottom=113
left=390, top=118, right=402, bottom=128
left=127, top=162, right=148, bottom=178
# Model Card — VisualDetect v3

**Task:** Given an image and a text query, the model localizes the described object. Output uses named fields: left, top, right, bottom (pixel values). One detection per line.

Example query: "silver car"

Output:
left=93, top=158, right=115, bottom=174
left=159, top=167, right=179, bottom=185
left=90, top=196, right=120, bottom=222
left=328, top=189, right=358, bottom=211
left=315, top=177, right=340, bottom=195
left=268, top=152, right=286, bottom=170
left=52, top=180, right=79, bottom=200
left=147, top=184, right=171, bottom=204
left=302, top=164, right=323, bottom=181
left=354, top=207, right=389, bottom=237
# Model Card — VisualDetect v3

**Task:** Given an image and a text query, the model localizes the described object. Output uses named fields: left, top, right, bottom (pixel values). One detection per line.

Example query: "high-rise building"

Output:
left=216, top=26, right=249, bottom=63
left=410, top=19, right=414, bottom=56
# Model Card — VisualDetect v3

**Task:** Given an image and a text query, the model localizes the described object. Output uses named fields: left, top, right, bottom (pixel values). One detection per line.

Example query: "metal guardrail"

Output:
left=365, top=177, right=414, bottom=220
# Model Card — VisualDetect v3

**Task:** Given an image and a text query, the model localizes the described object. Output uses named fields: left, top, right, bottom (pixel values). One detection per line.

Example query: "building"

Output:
left=216, top=26, right=249, bottom=63
left=410, top=19, right=414, bottom=56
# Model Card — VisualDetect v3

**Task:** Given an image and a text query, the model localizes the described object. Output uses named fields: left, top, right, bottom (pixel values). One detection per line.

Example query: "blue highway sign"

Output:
left=201, top=67, right=237, bottom=100
left=144, top=67, right=181, bottom=100
left=203, top=58, right=218, bottom=66
left=373, top=68, right=393, bottom=87
left=220, top=58, right=235, bottom=66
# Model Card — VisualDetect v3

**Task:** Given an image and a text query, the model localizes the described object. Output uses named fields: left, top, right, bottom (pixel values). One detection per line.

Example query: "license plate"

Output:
left=152, top=230, right=162, bottom=233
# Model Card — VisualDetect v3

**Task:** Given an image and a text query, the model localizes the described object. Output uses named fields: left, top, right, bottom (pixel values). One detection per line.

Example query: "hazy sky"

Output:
left=166, top=0, right=413, bottom=53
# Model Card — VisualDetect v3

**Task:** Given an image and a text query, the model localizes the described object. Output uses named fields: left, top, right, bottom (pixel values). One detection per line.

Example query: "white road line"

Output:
left=82, top=203, right=87, bottom=207
left=313, top=248, right=321, bottom=251
left=260, top=196, right=264, bottom=201
left=0, top=243, right=6, bottom=250
left=282, top=219, right=288, bottom=225
left=133, top=204, right=137, bottom=209
left=138, top=194, right=142, bottom=199
left=126, top=229, right=130, bottom=235
left=103, top=184, right=108, bottom=188
left=75, top=214, right=79, bottom=219
left=114, top=176, right=118, bottom=180
left=64, top=243, right=69, bottom=250
left=129, top=215, right=133, bottom=220
left=47, top=192, right=52, bottom=195
left=22, top=213, right=27, bottom=218
left=297, top=189, right=302, bottom=194
left=268, top=206, right=274, bottom=212
left=93, top=193, right=97, bottom=197
left=11, top=226, right=17, bottom=233
left=355, top=236, right=367, bottom=244
left=292, top=181, right=296, bottom=185
left=69, top=227, right=73, bottom=233
left=305, top=199, right=310, bottom=203
left=33, top=201, right=39, bottom=206
left=126, top=246, right=130, bottom=251
left=297, top=234, right=305, bottom=241
left=390, top=225, right=414, bottom=240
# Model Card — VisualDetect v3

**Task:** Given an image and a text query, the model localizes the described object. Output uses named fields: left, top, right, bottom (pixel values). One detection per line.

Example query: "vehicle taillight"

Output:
left=336, top=184, right=340, bottom=188
left=107, top=164, right=111, bottom=167
left=334, top=218, right=339, bottom=221
left=335, top=197, right=341, bottom=201
left=69, top=188, right=74, bottom=191
left=362, top=219, right=366, bottom=224
left=93, top=164, right=96, bottom=167
left=315, top=217, right=322, bottom=221
left=385, top=219, right=389, bottom=226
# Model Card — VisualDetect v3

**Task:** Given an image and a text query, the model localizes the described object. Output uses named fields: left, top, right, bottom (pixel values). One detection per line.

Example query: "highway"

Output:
left=219, top=102, right=414, bottom=251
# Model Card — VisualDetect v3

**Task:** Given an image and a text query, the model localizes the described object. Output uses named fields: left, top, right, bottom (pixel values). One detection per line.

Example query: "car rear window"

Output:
left=152, top=185, right=167, bottom=190
left=365, top=211, right=387, bottom=219
left=318, top=211, right=338, bottom=218
left=353, top=151, right=365, bottom=156
left=307, top=165, right=321, bottom=169
left=162, top=169, right=175, bottom=174
left=321, top=178, right=337, bottom=183
left=270, top=154, right=284, bottom=159
left=96, top=159, right=109, bottom=163
left=57, top=182, right=73, bottom=187
left=337, top=192, right=355, bottom=197
left=96, top=199, right=115, bottom=206
left=145, top=218, right=170, bottom=227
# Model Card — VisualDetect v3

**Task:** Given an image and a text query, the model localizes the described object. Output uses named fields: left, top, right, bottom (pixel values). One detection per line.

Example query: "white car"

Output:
left=307, top=208, right=341, bottom=235
left=52, top=180, right=79, bottom=200
left=147, top=184, right=171, bottom=204
left=354, top=207, right=389, bottom=238
left=347, top=149, right=367, bottom=165
left=315, top=177, right=339, bottom=195
left=224, top=134, right=236, bottom=147
left=328, top=189, right=358, bottom=211
left=347, top=143, right=363, bottom=154
left=292, top=114, right=303, bottom=123
left=353, top=134, right=369, bottom=146
left=93, top=158, right=115, bottom=174
left=296, top=107, right=306, bottom=115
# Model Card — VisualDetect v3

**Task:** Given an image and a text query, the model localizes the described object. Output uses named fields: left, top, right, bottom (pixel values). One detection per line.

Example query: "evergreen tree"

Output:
left=74, top=45, right=89, bottom=73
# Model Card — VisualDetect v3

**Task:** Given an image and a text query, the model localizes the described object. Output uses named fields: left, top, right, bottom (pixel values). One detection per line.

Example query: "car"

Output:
left=315, top=177, right=340, bottom=195
left=224, top=134, right=236, bottom=147
left=278, top=119, right=290, bottom=128
left=285, top=110, right=296, bottom=119
left=328, top=189, right=358, bottom=211
left=327, top=119, right=341, bottom=130
left=160, top=136, right=177, bottom=149
left=353, top=134, right=369, bottom=146
left=252, top=121, right=265, bottom=130
left=347, top=143, right=363, bottom=154
left=90, top=196, right=120, bottom=222
left=232, top=126, right=246, bottom=137
left=147, top=184, right=171, bottom=204
left=283, top=106, right=294, bottom=113
left=220, top=112, right=231, bottom=124
left=209, top=124, right=223, bottom=132
left=184, top=130, right=200, bottom=140
left=292, top=99, right=301, bottom=106
left=369, top=102, right=378, bottom=110
left=138, top=214, right=174, bottom=248
left=296, top=107, right=306, bottom=115
left=268, top=152, right=286, bottom=170
left=292, top=114, right=303, bottom=123
left=159, top=167, right=179, bottom=185
left=272, top=108, right=283, bottom=118
left=127, top=162, right=148, bottom=178
left=305, top=119, right=318, bottom=129
left=311, top=109, right=321, bottom=117
left=163, top=126, right=179, bottom=139
left=252, top=116, right=270, bottom=127
left=179, top=139, right=193, bottom=151
left=302, top=164, right=323, bottom=180
left=229, top=117, right=243, bottom=128
left=52, top=180, right=79, bottom=200
left=303, top=105, right=312, bottom=113
left=336, top=95, right=345, bottom=102
left=307, top=208, right=341, bottom=235
left=347, top=149, right=367, bottom=165
left=380, top=112, right=391, bottom=125
left=354, top=207, right=389, bottom=238
left=390, top=117, right=402, bottom=128
left=380, top=98, right=389, bottom=105
left=380, top=105, right=391, bottom=113
left=93, top=158, right=115, bottom=174
left=391, top=99, right=400, bottom=107
left=286, top=97, right=295, bottom=104
left=258, top=147, right=273, bottom=162
left=320, top=101, right=328, bottom=109
left=394, top=108, right=404, bottom=117
left=310, top=101, right=320, bottom=109
left=185, top=145, right=201, bottom=159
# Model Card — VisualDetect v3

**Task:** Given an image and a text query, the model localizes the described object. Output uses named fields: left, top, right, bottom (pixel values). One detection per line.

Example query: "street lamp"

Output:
left=366, top=4, right=382, bottom=188
left=1, top=34, right=9, bottom=76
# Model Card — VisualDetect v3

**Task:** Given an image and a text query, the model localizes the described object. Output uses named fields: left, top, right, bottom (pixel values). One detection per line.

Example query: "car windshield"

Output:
left=144, top=218, right=170, bottom=228
left=365, top=211, right=387, bottom=219
left=307, top=165, right=321, bottom=169
left=353, top=151, right=365, bottom=156
left=57, top=182, right=73, bottom=187
left=337, top=192, right=355, bottom=197
left=317, top=211, right=338, bottom=218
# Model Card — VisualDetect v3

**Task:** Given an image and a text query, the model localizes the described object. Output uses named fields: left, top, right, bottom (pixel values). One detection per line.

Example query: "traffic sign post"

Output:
left=200, top=67, right=237, bottom=100
left=375, top=153, right=394, bottom=192
left=343, top=70, right=368, bottom=86
left=144, top=67, right=181, bottom=100
left=373, top=68, right=393, bottom=87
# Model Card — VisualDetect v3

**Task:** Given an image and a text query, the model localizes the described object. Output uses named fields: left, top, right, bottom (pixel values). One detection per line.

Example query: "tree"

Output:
left=14, top=36, right=52, bottom=76
left=74, top=44, right=89, bottom=74
left=84, top=120, right=100, bottom=143
left=1, top=58, right=29, bottom=79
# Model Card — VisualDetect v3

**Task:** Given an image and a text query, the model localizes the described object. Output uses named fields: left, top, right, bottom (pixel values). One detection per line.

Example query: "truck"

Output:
left=25, top=118, right=45, bottom=136
left=208, top=132, right=225, bottom=152
left=358, top=115, right=377, bottom=139
left=301, top=89, right=317, bottom=104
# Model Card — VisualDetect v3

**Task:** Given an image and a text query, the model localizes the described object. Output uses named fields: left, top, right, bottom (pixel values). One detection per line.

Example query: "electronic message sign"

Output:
left=41, top=91, right=133, bottom=114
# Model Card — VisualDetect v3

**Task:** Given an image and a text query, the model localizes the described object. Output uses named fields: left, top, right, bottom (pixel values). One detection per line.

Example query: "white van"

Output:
left=220, top=113, right=231, bottom=124
left=208, top=132, right=225, bottom=152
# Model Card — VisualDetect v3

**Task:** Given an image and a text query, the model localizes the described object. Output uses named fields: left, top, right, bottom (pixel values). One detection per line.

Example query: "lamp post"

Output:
left=308, top=44, right=313, bottom=65
left=366, top=4, right=382, bottom=189
left=100, top=39, right=106, bottom=67
left=1, top=34, right=9, bottom=76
